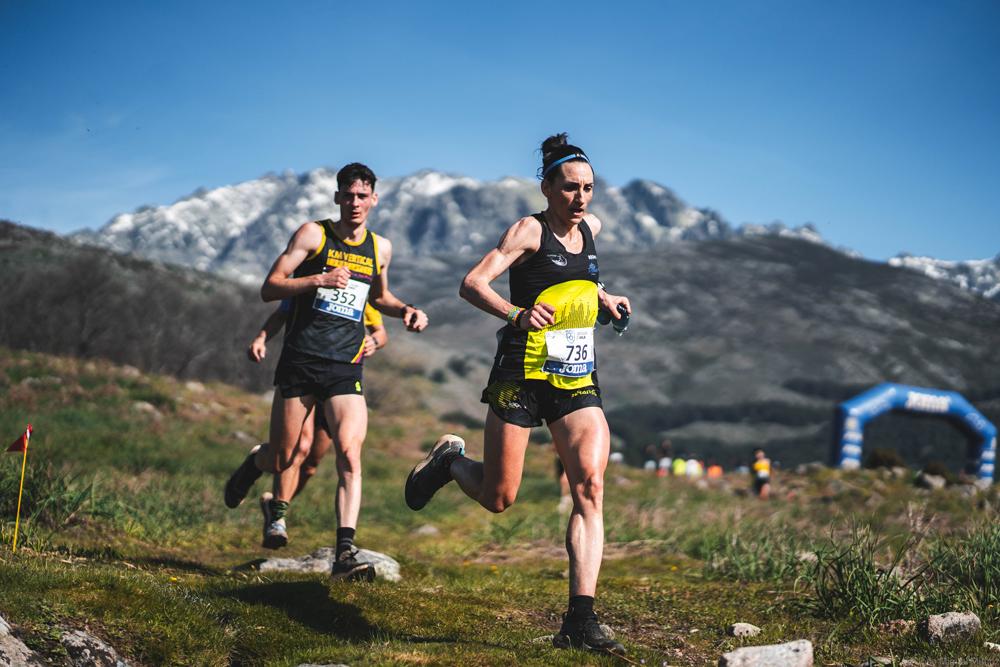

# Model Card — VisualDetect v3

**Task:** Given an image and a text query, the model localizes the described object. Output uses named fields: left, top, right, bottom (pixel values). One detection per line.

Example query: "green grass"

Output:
left=2, top=347, right=1000, bottom=665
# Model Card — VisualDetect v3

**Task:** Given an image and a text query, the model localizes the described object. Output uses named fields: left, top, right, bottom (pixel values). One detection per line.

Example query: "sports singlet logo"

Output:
left=547, top=253, right=568, bottom=267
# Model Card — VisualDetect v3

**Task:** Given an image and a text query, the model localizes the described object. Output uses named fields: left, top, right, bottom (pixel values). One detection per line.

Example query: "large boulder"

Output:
left=259, top=547, right=401, bottom=582
left=0, top=613, right=45, bottom=667
left=719, top=639, right=813, bottom=667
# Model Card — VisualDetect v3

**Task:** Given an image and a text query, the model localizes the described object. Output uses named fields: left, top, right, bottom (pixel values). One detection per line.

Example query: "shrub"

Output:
left=864, top=447, right=905, bottom=470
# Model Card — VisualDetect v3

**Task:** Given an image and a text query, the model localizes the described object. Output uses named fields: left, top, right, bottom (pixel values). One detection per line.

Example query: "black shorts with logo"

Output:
left=481, top=374, right=603, bottom=428
left=274, top=348, right=363, bottom=401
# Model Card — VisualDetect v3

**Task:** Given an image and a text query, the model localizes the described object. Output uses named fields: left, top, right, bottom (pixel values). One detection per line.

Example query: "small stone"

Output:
left=915, top=472, right=946, bottom=490
left=985, top=641, right=1000, bottom=652
left=719, top=639, right=813, bottom=667
left=231, top=430, right=257, bottom=445
left=727, top=623, right=761, bottom=638
left=531, top=634, right=554, bottom=644
left=184, top=381, right=205, bottom=393
left=861, top=658, right=893, bottom=667
left=922, top=611, right=981, bottom=643
left=295, top=664, right=349, bottom=667
left=131, top=401, right=162, bottom=420
left=599, top=624, right=615, bottom=639
left=60, top=628, right=130, bottom=666
left=412, top=524, right=440, bottom=536
left=797, top=551, right=819, bottom=564
left=120, top=365, right=141, bottom=378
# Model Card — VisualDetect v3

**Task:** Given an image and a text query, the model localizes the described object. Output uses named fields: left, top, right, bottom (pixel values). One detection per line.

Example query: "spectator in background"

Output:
left=672, top=455, right=687, bottom=477
left=751, top=447, right=771, bottom=499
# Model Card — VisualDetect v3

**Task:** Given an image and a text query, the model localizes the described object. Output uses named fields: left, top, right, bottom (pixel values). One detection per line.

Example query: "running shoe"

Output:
left=552, top=613, right=625, bottom=654
left=330, top=547, right=376, bottom=582
left=224, top=443, right=264, bottom=508
left=259, top=492, right=288, bottom=549
left=404, top=434, right=465, bottom=510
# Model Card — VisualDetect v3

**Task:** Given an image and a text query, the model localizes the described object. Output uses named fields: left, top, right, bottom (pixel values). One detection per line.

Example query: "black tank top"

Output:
left=492, top=212, right=600, bottom=389
left=284, top=219, right=381, bottom=363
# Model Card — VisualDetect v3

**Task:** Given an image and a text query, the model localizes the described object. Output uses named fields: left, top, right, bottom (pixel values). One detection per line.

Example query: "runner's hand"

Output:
left=315, top=266, right=351, bottom=289
left=363, top=334, right=378, bottom=357
left=403, top=306, right=428, bottom=332
left=519, top=302, right=556, bottom=330
left=600, top=293, right=631, bottom=319
left=247, top=335, right=267, bottom=362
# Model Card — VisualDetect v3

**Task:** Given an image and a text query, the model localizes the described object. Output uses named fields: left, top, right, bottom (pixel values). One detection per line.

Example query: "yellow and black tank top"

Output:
left=284, top=219, right=381, bottom=364
left=491, top=212, right=600, bottom=390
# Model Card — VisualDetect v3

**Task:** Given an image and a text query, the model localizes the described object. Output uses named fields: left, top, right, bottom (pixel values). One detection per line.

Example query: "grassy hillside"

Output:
left=2, top=347, right=1000, bottom=665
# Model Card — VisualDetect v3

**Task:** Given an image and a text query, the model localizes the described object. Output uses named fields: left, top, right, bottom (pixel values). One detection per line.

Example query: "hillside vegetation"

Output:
left=2, top=348, right=1000, bottom=665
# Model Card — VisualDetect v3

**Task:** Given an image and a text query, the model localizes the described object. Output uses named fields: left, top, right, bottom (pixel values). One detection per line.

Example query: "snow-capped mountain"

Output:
left=889, top=253, right=1000, bottom=301
left=72, top=168, right=818, bottom=285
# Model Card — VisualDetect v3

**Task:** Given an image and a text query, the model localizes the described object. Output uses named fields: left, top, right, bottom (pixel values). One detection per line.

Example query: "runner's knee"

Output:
left=481, top=488, right=517, bottom=514
left=572, top=471, right=604, bottom=506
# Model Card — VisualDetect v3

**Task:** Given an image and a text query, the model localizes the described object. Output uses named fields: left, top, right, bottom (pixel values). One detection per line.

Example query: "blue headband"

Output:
left=540, top=153, right=591, bottom=180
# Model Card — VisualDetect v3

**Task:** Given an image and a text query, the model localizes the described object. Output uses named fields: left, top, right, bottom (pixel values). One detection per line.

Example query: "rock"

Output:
left=726, top=623, right=761, bottom=638
left=922, top=611, right=981, bottom=643
left=915, top=472, right=946, bottom=490
left=231, top=430, right=257, bottom=445
left=718, top=639, right=812, bottom=667
left=877, top=619, right=915, bottom=636
left=131, top=401, right=162, bottom=420
left=259, top=547, right=401, bottom=582
left=120, top=365, right=141, bottom=378
left=19, top=375, right=63, bottom=388
left=412, top=524, right=440, bottom=537
left=0, top=613, right=45, bottom=666
left=184, top=381, right=205, bottom=393
left=599, top=624, right=615, bottom=639
left=957, top=483, right=979, bottom=498
left=295, top=664, right=349, bottom=667
left=531, top=635, right=555, bottom=644
left=797, top=551, right=819, bottom=564
left=986, top=641, right=1000, bottom=652
left=890, top=466, right=910, bottom=479
left=861, top=658, right=893, bottom=666
left=60, top=628, right=130, bottom=666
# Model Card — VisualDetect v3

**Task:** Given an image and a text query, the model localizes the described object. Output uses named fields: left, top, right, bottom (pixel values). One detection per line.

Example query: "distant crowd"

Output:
left=633, top=440, right=773, bottom=499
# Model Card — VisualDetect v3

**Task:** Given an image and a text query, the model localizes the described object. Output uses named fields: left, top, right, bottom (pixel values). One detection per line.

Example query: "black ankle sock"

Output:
left=268, top=498, right=289, bottom=521
left=337, top=527, right=356, bottom=557
left=568, top=595, right=595, bottom=619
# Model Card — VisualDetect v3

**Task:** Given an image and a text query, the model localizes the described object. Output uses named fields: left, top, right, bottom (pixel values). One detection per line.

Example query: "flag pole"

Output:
left=12, top=427, right=30, bottom=553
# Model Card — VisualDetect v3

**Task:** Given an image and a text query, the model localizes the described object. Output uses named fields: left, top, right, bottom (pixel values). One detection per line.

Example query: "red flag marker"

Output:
left=6, top=424, right=31, bottom=453
left=7, top=424, right=32, bottom=552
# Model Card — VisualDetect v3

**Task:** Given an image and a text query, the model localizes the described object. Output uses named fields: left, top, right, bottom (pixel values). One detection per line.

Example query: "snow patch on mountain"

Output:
left=889, top=253, right=1000, bottom=301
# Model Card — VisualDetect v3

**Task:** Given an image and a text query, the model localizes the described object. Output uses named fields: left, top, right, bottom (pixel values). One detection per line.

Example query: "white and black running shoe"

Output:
left=404, top=434, right=465, bottom=510
left=552, top=613, right=625, bottom=654
left=259, top=492, right=288, bottom=549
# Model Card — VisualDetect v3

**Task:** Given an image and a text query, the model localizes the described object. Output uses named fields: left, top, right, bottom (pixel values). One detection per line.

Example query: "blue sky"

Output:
left=2, top=1, right=998, bottom=260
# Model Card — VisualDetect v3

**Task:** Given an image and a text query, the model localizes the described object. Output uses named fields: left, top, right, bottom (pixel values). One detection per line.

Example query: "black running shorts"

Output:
left=274, top=348, right=363, bottom=401
left=481, top=378, right=602, bottom=428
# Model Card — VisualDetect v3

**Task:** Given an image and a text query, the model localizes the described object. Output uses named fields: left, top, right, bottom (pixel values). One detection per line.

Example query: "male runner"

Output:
left=225, top=162, right=428, bottom=580
left=246, top=301, right=387, bottom=549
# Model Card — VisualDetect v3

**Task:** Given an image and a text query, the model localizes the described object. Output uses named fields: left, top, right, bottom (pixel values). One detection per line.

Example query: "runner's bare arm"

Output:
left=368, top=234, right=429, bottom=332
left=460, top=217, right=555, bottom=331
left=247, top=306, right=288, bottom=363
left=260, top=222, right=351, bottom=301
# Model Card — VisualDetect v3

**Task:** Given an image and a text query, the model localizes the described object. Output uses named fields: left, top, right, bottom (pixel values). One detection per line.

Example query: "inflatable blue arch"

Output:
left=832, top=383, right=998, bottom=483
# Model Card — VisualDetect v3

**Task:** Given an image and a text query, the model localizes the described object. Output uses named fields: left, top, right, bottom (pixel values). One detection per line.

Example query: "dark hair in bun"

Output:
left=538, top=133, right=591, bottom=182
